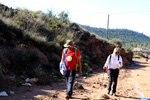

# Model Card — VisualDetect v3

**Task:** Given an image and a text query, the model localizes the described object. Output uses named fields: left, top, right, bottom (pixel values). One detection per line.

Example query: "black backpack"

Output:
left=109, top=54, right=120, bottom=62
left=105, top=54, right=120, bottom=72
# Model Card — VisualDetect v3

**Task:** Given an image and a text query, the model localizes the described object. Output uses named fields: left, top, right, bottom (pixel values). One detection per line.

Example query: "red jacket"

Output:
left=62, top=48, right=80, bottom=70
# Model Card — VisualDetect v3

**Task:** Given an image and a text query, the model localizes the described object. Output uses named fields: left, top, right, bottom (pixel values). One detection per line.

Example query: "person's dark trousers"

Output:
left=65, top=70, right=76, bottom=97
left=107, top=69, right=119, bottom=93
left=146, top=58, right=148, bottom=62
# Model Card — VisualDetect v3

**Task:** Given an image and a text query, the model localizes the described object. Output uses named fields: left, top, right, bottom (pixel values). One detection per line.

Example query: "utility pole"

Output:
left=106, top=14, right=109, bottom=39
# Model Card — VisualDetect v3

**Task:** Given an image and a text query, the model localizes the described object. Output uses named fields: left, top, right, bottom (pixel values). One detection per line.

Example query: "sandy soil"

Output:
left=1, top=58, right=150, bottom=100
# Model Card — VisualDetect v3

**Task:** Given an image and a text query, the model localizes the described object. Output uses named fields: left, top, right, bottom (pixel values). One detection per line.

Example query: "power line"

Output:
left=110, top=11, right=150, bottom=14
left=68, top=10, right=108, bottom=14
left=67, top=10, right=150, bottom=15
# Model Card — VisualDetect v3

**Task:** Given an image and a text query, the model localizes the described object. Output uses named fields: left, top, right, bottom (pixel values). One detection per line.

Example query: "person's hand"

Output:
left=103, top=67, right=106, bottom=69
left=119, top=61, right=121, bottom=65
left=79, top=70, right=82, bottom=76
left=62, top=66, right=65, bottom=73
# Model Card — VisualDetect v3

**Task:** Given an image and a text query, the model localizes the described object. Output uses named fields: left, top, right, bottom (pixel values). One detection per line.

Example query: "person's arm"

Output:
left=119, top=56, right=123, bottom=68
left=60, top=49, right=65, bottom=72
left=76, top=49, right=82, bottom=76
left=77, top=57, right=82, bottom=76
left=60, top=49, right=64, bottom=63
left=103, top=55, right=111, bottom=69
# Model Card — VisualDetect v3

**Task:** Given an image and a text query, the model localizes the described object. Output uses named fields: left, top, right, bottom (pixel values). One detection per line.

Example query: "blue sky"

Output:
left=1, top=0, right=150, bottom=36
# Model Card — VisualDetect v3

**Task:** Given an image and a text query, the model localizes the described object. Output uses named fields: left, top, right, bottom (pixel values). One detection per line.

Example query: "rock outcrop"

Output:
left=69, top=23, right=133, bottom=68
left=0, top=4, right=17, bottom=17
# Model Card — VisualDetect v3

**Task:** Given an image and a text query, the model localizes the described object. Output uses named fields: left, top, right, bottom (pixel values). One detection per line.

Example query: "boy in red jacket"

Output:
left=61, top=40, right=82, bottom=99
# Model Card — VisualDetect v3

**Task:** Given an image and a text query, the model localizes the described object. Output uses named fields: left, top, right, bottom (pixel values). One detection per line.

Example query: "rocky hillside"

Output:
left=0, top=4, right=133, bottom=90
left=69, top=23, right=133, bottom=68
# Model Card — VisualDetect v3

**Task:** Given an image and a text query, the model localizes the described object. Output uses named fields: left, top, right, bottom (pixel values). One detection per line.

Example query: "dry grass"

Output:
left=0, top=14, right=20, bottom=29
left=29, top=33, right=47, bottom=43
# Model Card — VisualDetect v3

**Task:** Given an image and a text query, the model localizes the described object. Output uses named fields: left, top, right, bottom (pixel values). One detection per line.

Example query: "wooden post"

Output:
left=106, top=14, right=109, bottom=39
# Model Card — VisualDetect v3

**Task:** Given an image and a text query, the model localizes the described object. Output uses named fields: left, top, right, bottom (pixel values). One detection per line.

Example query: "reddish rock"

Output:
left=2, top=60, right=11, bottom=67
left=69, top=23, right=133, bottom=68
left=27, top=43, right=49, bottom=65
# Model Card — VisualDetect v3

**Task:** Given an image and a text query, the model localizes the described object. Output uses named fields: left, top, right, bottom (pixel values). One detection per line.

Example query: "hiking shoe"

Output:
left=107, top=90, right=110, bottom=94
left=70, top=94, right=72, bottom=98
left=65, top=95, right=72, bottom=100
left=112, top=93, right=116, bottom=96
left=65, top=96, right=69, bottom=100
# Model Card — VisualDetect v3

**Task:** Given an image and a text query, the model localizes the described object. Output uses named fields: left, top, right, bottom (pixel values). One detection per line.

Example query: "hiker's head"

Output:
left=64, top=40, right=74, bottom=48
left=113, top=48, right=120, bottom=56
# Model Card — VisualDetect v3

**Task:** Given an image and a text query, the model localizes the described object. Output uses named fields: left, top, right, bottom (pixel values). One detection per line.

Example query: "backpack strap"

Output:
left=74, top=47, right=77, bottom=57
left=109, top=54, right=120, bottom=62
left=74, top=47, right=79, bottom=70
left=64, top=48, right=68, bottom=53
left=107, top=54, right=120, bottom=69
left=118, top=55, right=120, bottom=61
left=63, top=48, right=68, bottom=61
left=109, top=54, right=111, bottom=62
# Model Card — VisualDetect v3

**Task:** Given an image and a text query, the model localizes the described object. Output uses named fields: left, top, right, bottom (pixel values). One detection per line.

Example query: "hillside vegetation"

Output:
left=0, top=3, right=73, bottom=87
left=81, top=25, right=150, bottom=49
left=0, top=3, right=133, bottom=90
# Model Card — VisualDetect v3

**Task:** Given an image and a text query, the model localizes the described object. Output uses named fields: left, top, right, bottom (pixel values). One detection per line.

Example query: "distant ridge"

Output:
left=81, top=25, right=150, bottom=44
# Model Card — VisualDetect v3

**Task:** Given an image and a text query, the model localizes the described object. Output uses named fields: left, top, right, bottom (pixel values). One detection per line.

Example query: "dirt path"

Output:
left=1, top=58, right=150, bottom=100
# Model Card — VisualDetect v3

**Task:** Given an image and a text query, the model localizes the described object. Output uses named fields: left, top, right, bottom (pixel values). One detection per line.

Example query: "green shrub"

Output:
left=110, top=39, right=122, bottom=47
left=16, top=17, right=27, bottom=26
left=34, top=67, right=50, bottom=84
left=17, top=79, right=25, bottom=86
left=124, top=46, right=132, bottom=53
left=5, top=47, right=40, bottom=77
left=29, top=33, right=47, bottom=43
left=12, top=10, right=31, bottom=27
left=35, top=10, right=43, bottom=15
left=82, top=63, right=92, bottom=76
left=31, top=12, right=37, bottom=18
left=2, top=11, right=10, bottom=17
left=137, top=52, right=145, bottom=57
left=133, top=54, right=140, bottom=58
left=58, top=11, right=70, bottom=23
